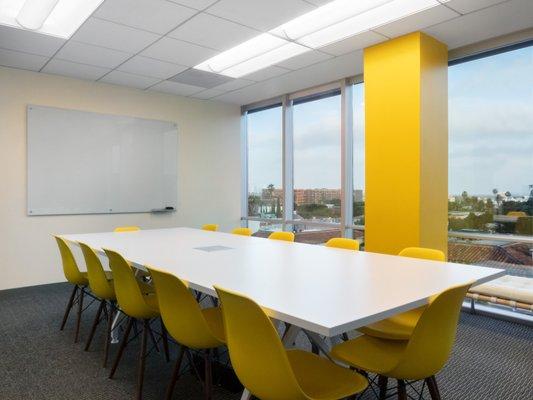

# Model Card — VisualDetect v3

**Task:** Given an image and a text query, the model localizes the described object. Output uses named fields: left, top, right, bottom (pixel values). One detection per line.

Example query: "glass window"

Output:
left=353, top=83, right=365, bottom=245
left=247, top=105, right=283, bottom=219
left=448, top=45, right=532, bottom=280
left=293, top=92, right=342, bottom=225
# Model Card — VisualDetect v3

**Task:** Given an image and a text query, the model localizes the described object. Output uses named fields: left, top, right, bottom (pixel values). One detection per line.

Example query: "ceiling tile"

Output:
left=206, top=0, right=316, bottom=31
left=42, top=59, right=110, bottom=81
left=94, top=0, right=198, bottom=34
left=212, top=78, right=255, bottom=91
left=72, top=18, right=160, bottom=53
left=140, top=37, right=216, bottom=66
left=118, top=56, right=188, bottom=79
left=242, top=65, right=290, bottom=81
left=150, top=80, right=204, bottom=96
left=169, top=69, right=233, bottom=88
left=319, top=31, right=387, bottom=56
left=276, top=50, right=333, bottom=70
left=425, top=0, right=533, bottom=49
left=0, top=25, right=65, bottom=57
left=55, top=41, right=132, bottom=68
left=215, top=50, right=363, bottom=105
left=167, top=0, right=218, bottom=10
left=443, top=0, right=508, bottom=15
left=373, top=5, right=459, bottom=38
left=191, top=88, right=225, bottom=99
left=0, top=48, right=48, bottom=71
left=168, top=13, right=259, bottom=51
left=99, top=70, right=161, bottom=89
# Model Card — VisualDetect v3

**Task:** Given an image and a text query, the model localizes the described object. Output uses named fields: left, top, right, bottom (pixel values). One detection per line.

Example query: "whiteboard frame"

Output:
left=26, top=104, right=179, bottom=216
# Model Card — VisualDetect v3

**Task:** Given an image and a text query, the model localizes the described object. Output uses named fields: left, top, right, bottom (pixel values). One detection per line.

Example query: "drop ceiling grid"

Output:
left=0, top=0, right=526, bottom=104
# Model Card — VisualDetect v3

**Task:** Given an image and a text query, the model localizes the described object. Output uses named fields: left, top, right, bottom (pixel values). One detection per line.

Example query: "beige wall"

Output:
left=0, top=67, right=242, bottom=290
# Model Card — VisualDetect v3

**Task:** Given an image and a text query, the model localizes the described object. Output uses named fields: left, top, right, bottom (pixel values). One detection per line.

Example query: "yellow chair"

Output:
left=79, top=242, right=116, bottom=367
left=114, top=226, right=140, bottom=232
left=54, top=236, right=89, bottom=343
left=331, top=282, right=472, bottom=400
left=214, top=286, right=368, bottom=400
left=104, top=249, right=168, bottom=399
left=147, top=267, right=225, bottom=400
left=202, top=224, right=219, bottom=232
left=358, top=247, right=446, bottom=341
left=325, top=238, right=360, bottom=251
left=231, top=227, right=252, bottom=236
left=398, top=247, right=445, bottom=261
left=268, top=231, right=295, bottom=242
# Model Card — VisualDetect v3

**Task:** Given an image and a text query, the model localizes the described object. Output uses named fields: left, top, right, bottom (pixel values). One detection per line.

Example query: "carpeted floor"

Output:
left=0, top=283, right=531, bottom=400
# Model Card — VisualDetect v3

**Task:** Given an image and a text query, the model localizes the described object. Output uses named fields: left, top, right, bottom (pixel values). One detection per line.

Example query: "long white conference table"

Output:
left=61, top=227, right=504, bottom=398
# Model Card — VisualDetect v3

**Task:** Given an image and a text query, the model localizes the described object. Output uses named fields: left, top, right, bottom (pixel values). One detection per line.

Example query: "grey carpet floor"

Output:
left=0, top=283, right=532, bottom=400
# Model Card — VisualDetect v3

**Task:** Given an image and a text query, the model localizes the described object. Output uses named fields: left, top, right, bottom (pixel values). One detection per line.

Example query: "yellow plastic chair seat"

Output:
left=231, top=227, right=252, bottom=236
left=142, top=293, right=160, bottom=318
left=202, top=224, right=219, bottom=232
left=201, top=307, right=226, bottom=344
left=287, top=349, right=368, bottom=400
left=325, top=238, right=359, bottom=251
left=330, top=335, right=407, bottom=376
left=357, top=307, right=423, bottom=340
left=268, top=231, right=295, bottom=242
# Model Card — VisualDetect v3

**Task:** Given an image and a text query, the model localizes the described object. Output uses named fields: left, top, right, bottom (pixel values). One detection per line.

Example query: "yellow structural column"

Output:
left=364, top=32, right=448, bottom=257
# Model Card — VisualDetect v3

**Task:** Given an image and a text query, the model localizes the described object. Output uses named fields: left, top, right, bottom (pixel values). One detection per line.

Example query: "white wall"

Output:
left=0, top=66, right=242, bottom=290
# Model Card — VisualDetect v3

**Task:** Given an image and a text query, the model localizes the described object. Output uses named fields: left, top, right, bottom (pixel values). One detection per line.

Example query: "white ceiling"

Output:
left=0, top=0, right=531, bottom=105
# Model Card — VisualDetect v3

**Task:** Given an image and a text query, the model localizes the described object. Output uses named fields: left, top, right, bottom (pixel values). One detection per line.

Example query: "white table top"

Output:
left=61, top=227, right=505, bottom=336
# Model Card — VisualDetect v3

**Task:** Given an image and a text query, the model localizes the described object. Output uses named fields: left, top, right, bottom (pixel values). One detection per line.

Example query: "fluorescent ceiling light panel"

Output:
left=0, top=0, right=104, bottom=38
left=195, top=33, right=288, bottom=74
left=299, top=0, right=442, bottom=48
left=193, top=0, right=447, bottom=78
left=222, top=43, right=309, bottom=78
left=271, top=0, right=393, bottom=41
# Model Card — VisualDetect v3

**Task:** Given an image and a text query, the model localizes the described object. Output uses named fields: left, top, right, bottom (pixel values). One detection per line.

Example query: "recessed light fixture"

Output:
left=0, top=0, right=104, bottom=38
left=194, top=0, right=448, bottom=78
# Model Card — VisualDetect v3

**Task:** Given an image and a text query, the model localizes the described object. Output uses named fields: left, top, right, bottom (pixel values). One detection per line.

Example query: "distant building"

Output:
left=354, top=189, right=364, bottom=202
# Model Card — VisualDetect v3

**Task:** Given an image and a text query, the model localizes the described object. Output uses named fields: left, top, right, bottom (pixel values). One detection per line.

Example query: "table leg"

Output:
left=240, top=389, right=252, bottom=400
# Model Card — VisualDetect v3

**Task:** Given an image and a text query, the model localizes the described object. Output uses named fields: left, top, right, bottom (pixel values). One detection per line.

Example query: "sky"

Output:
left=248, top=45, right=532, bottom=196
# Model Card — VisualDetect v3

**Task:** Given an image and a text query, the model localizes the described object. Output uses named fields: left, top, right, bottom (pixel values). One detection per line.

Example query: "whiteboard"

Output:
left=27, top=105, right=178, bottom=215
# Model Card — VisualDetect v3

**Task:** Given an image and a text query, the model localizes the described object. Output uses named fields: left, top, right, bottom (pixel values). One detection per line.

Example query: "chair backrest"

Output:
left=54, top=236, right=86, bottom=285
left=231, top=227, right=252, bottom=236
left=398, top=247, right=445, bottom=262
left=390, top=282, right=473, bottom=380
left=215, top=286, right=306, bottom=400
left=103, top=248, right=153, bottom=319
left=114, top=226, right=140, bottom=232
left=202, top=224, right=219, bottom=232
left=326, top=237, right=360, bottom=251
left=79, top=242, right=114, bottom=300
left=268, top=231, right=295, bottom=242
left=147, top=266, right=222, bottom=348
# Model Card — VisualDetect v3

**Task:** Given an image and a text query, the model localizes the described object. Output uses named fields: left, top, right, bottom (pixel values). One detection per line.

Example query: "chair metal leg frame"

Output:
left=60, top=285, right=78, bottom=331
left=137, top=319, right=149, bottom=400
left=103, top=301, right=115, bottom=368
left=74, top=286, right=85, bottom=343
left=370, top=376, right=436, bottom=400
left=84, top=299, right=106, bottom=351
left=161, top=319, right=170, bottom=362
left=165, top=345, right=187, bottom=400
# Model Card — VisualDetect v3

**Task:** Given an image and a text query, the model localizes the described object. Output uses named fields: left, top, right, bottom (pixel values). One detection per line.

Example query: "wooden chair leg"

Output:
left=165, top=346, right=186, bottom=400
left=137, top=319, right=149, bottom=400
left=161, top=319, right=170, bottom=362
left=60, top=285, right=78, bottom=330
left=378, top=375, right=388, bottom=400
left=109, top=317, right=134, bottom=379
left=204, top=349, right=212, bottom=400
left=74, top=286, right=85, bottom=343
left=397, top=380, right=407, bottom=400
left=426, top=376, right=442, bottom=400
left=85, top=300, right=105, bottom=351
left=103, top=301, right=114, bottom=368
